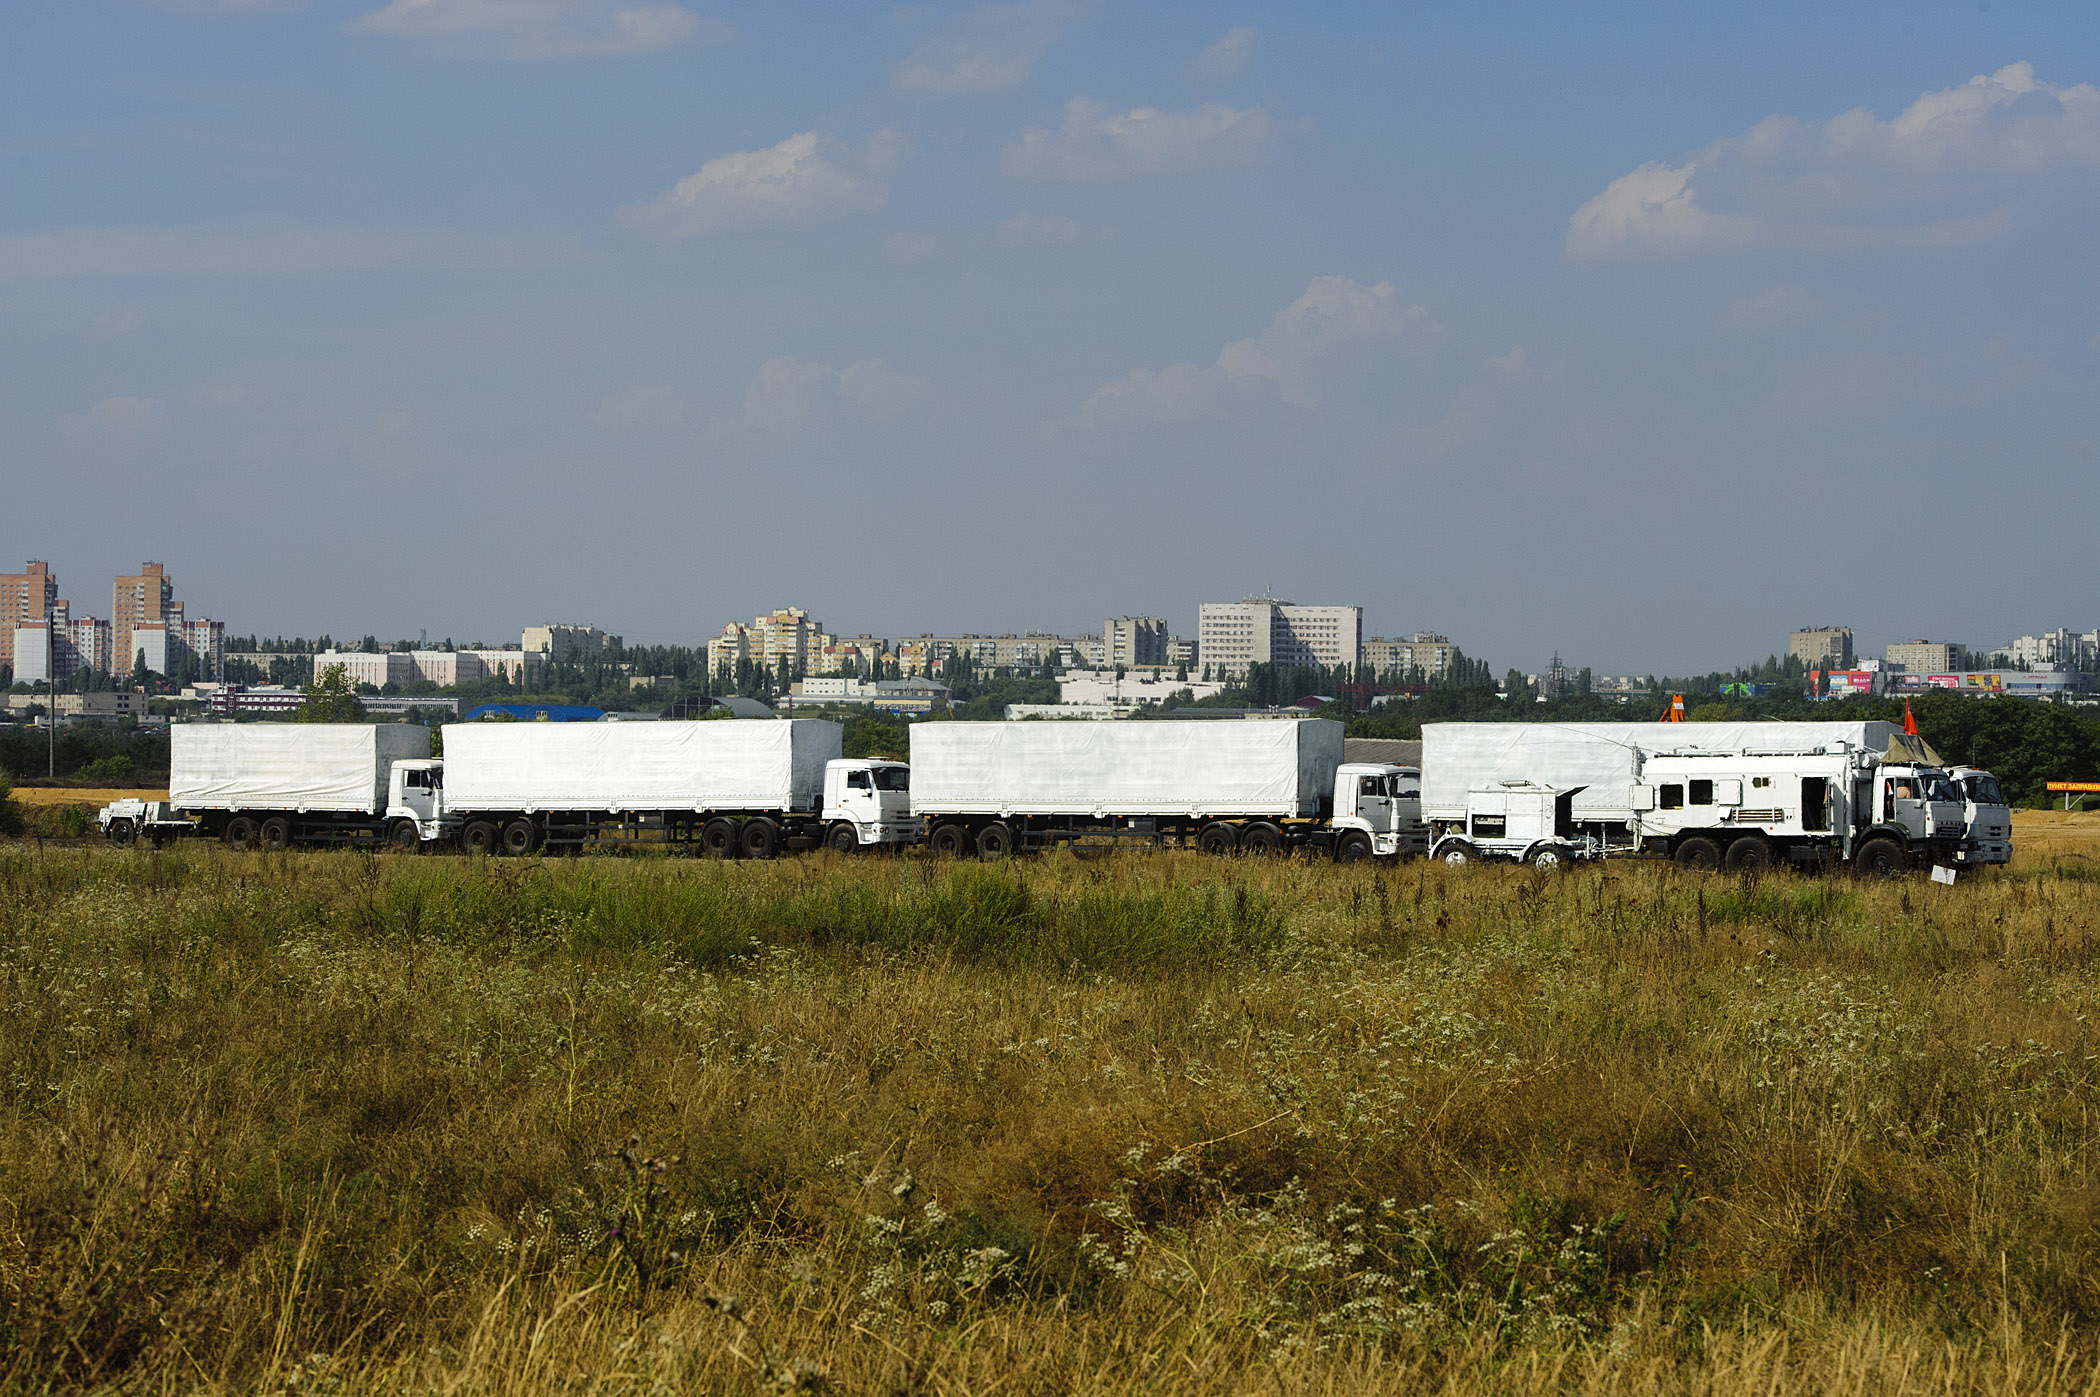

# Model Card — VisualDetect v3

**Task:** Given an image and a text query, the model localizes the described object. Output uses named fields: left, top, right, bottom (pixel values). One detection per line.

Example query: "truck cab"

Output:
left=386, top=759, right=451, bottom=845
left=1431, top=782, right=1592, bottom=869
left=1947, top=766, right=2012, bottom=866
left=1860, top=761, right=1968, bottom=868
left=821, top=759, right=922, bottom=850
left=1331, top=763, right=1428, bottom=859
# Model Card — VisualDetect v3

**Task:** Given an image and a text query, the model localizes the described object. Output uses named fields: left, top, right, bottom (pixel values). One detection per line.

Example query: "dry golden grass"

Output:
left=5, top=841, right=2100, bottom=1393
left=6, top=786, right=167, bottom=807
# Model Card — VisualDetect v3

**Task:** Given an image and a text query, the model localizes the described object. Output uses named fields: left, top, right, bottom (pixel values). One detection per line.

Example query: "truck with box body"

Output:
left=438, top=718, right=918, bottom=856
left=908, top=718, right=1425, bottom=860
left=99, top=722, right=447, bottom=850
left=1423, top=722, right=1978, bottom=873
left=1432, top=783, right=1596, bottom=869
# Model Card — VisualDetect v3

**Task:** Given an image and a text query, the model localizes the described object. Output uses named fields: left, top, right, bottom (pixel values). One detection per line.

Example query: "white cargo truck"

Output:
left=1948, top=766, right=2013, bottom=866
left=98, top=722, right=447, bottom=850
left=439, top=719, right=918, bottom=856
left=908, top=718, right=1425, bottom=860
left=1423, top=722, right=1978, bottom=873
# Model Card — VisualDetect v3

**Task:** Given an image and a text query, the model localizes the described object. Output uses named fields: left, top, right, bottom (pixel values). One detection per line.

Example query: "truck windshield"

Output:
left=1961, top=773, right=2004, bottom=805
left=1916, top=772, right=1957, bottom=803
left=872, top=767, right=910, bottom=792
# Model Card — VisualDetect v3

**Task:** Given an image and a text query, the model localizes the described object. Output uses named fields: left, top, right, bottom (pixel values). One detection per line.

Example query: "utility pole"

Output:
left=47, top=665, right=56, bottom=778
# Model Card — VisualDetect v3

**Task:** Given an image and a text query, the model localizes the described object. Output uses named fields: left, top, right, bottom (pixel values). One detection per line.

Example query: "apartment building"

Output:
left=523, top=624, right=619, bottom=663
left=895, top=632, right=1065, bottom=675
left=1197, top=597, right=1362, bottom=678
left=1361, top=632, right=1454, bottom=680
left=112, top=563, right=184, bottom=675
left=0, top=560, right=59, bottom=672
left=1103, top=617, right=1169, bottom=669
left=1994, top=628, right=2099, bottom=670
left=314, top=649, right=504, bottom=688
left=1789, top=626, right=1854, bottom=670
left=1884, top=640, right=1964, bottom=674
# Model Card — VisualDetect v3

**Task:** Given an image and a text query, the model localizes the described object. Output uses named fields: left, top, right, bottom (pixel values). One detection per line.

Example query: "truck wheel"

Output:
left=929, top=823, right=972, bottom=858
left=701, top=818, right=739, bottom=858
left=223, top=816, right=258, bottom=851
left=259, top=816, right=292, bottom=853
left=1526, top=844, right=1568, bottom=872
left=1197, top=823, right=1239, bottom=856
left=106, top=819, right=136, bottom=847
left=1854, top=837, right=1906, bottom=878
left=389, top=820, right=422, bottom=852
left=462, top=820, right=499, bottom=856
left=1674, top=837, right=1722, bottom=872
left=1336, top=831, right=1373, bottom=864
left=1438, top=839, right=1476, bottom=866
left=501, top=818, right=539, bottom=856
left=1724, top=837, right=1771, bottom=873
left=1241, top=823, right=1284, bottom=856
left=738, top=819, right=779, bottom=860
left=826, top=822, right=859, bottom=853
left=976, top=822, right=1014, bottom=862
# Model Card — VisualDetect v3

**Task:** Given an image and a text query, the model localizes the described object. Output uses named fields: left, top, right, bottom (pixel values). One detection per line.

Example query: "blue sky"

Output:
left=4, top=1, right=2096, bottom=673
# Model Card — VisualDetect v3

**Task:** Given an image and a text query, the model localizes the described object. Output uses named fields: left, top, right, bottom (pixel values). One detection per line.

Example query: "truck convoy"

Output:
left=101, top=720, right=919, bottom=854
left=1421, top=721, right=1988, bottom=874
left=906, top=719, right=1424, bottom=860
left=95, top=715, right=2007, bottom=875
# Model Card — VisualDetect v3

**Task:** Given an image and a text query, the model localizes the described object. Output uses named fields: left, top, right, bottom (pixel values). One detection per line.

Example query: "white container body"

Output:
left=171, top=722, right=432, bottom=814
left=910, top=719, right=1343, bottom=819
left=1421, top=721, right=1898, bottom=824
left=442, top=719, right=840, bottom=814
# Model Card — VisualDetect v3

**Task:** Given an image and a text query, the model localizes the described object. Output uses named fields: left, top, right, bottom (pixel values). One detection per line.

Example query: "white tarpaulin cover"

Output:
left=172, top=723, right=431, bottom=813
left=910, top=719, right=1342, bottom=818
left=442, top=720, right=839, bottom=813
left=1422, top=721, right=1899, bottom=821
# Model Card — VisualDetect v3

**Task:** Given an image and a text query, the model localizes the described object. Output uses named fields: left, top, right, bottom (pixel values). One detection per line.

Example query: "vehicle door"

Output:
left=1355, top=773, right=1398, bottom=834
left=1884, top=776, right=1930, bottom=839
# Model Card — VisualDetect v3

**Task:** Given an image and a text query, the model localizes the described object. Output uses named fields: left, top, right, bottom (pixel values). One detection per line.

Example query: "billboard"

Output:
left=1823, top=669, right=1878, bottom=698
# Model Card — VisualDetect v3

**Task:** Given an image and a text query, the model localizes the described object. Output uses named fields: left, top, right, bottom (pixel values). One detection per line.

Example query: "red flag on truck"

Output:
left=1904, top=698, right=1918, bottom=735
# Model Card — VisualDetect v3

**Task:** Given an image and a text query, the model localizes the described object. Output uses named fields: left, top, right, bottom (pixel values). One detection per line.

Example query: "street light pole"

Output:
left=47, top=666, right=55, bottom=778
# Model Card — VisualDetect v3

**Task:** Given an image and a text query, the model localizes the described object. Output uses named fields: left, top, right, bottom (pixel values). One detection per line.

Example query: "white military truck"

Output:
left=1430, top=783, right=1595, bottom=869
left=1422, top=722, right=1980, bottom=874
left=907, top=718, right=1425, bottom=861
left=1948, top=766, right=2013, bottom=867
left=439, top=718, right=919, bottom=856
left=98, top=722, right=448, bottom=850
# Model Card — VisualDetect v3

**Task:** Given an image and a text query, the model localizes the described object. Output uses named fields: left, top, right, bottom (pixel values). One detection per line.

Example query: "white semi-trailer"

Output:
left=439, top=719, right=918, bottom=856
left=908, top=718, right=1425, bottom=860
left=1423, top=722, right=1983, bottom=873
left=99, top=722, right=447, bottom=850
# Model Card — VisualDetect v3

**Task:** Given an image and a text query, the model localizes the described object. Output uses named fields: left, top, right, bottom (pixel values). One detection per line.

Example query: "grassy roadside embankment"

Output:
left=3, top=828, right=2100, bottom=1393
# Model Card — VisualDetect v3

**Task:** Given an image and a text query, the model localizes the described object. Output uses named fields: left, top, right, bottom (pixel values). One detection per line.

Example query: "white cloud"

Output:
left=893, top=0, right=1085, bottom=96
left=1489, top=346, right=1527, bottom=374
left=1188, top=26, right=1257, bottom=81
left=619, top=133, right=887, bottom=238
left=591, top=384, right=684, bottom=430
left=0, top=224, right=574, bottom=279
left=61, top=396, right=162, bottom=443
left=1079, top=275, right=1429, bottom=423
left=995, top=211, right=1107, bottom=245
left=711, top=356, right=927, bottom=444
left=1569, top=62, right=2100, bottom=258
left=1004, top=97, right=1279, bottom=180
left=348, top=0, right=725, bottom=59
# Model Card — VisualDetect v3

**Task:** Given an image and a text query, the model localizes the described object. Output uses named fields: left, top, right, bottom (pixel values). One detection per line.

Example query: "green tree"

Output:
left=300, top=664, right=367, bottom=722
left=0, top=768, right=21, bottom=837
left=130, top=648, right=150, bottom=689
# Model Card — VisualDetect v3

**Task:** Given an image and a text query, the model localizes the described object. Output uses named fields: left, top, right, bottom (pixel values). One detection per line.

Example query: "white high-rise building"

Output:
left=1197, top=597, right=1362, bottom=678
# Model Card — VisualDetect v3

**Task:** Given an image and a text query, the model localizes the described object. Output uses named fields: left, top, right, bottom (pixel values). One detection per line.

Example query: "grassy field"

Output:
left=5, top=829, right=2100, bottom=1394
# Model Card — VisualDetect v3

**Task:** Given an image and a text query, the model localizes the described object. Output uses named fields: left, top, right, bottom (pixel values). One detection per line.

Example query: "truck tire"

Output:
left=976, top=822, right=1014, bottom=862
left=1241, top=823, right=1284, bottom=856
left=462, top=820, right=500, bottom=857
left=701, top=818, right=739, bottom=858
left=1674, top=837, right=1721, bottom=872
left=1336, top=831, right=1373, bottom=864
left=1197, top=823, right=1239, bottom=856
left=389, top=820, right=422, bottom=852
left=1438, top=839, right=1476, bottom=866
left=259, top=816, right=292, bottom=853
left=1854, top=837, right=1906, bottom=878
left=106, top=819, right=135, bottom=847
left=501, top=818, right=539, bottom=856
left=826, top=822, right=859, bottom=853
left=929, top=823, right=972, bottom=858
left=1526, top=844, right=1568, bottom=872
left=738, top=818, right=779, bottom=860
left=223, top=816, right=258, bottom=850
left=1724, top=836, right=1771, bottom=873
